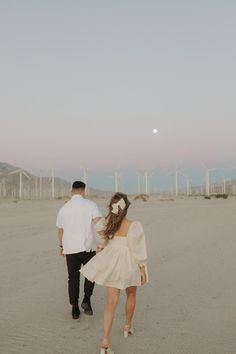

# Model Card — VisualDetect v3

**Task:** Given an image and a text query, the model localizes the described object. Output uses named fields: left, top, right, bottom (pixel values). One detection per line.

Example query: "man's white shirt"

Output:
left=56, top=195, right=102, bottom=254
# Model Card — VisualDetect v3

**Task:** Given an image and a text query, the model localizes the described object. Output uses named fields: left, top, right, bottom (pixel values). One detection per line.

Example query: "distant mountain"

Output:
left=0, top=162, right=20, bottom=174
left=0, top=162, right=111, bottom=199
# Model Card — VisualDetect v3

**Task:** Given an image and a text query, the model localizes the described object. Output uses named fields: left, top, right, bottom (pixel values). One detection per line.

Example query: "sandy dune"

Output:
left=0, top=197, right=236, bottom=354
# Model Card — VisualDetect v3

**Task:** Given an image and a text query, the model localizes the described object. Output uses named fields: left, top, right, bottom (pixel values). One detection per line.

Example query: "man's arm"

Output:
left=57, top=227, right=64, bottom=256
left=92, top=217, right=104, bottom=253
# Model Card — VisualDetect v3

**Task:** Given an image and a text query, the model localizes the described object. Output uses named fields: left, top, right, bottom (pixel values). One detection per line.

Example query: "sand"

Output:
left=0, top=196, right=236, bottom=354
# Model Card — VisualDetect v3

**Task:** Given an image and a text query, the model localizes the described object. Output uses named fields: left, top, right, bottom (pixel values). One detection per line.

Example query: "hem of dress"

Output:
left=81, top=271, right=141, bottom=290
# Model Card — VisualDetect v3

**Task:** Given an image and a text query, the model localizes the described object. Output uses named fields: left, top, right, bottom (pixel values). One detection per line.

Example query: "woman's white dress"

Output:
left=80, top=219, right=148, bottom=290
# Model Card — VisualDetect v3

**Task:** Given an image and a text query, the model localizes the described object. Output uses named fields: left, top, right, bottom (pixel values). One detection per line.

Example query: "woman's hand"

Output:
left=140, top=267, right=147, bottom=285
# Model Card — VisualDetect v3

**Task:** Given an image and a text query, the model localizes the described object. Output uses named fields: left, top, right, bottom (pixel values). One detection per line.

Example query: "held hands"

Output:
left=59, top=246, right=65, bottom=257
left=96, top=246, right=104, bottom=254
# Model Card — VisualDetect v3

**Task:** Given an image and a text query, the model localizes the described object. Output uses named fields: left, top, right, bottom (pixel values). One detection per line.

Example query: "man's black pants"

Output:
left=66, top=251, right=95, bottom=305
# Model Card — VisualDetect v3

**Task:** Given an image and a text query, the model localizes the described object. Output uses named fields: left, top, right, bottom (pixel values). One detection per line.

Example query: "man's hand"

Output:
left=96, top=245, right=104, bottom=254
left=57, top=227, right=64, bottom=256
left=59, top=247, right=65, bottom=257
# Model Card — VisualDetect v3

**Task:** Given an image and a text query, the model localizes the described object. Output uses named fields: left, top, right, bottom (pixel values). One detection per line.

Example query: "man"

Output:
left=56, top=181, right=102, bottom=319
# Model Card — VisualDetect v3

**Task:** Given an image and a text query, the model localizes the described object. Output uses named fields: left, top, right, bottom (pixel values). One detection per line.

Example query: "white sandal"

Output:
left=124, top=324, right=135, bottom=338
left=100, top=347, right=114, bottom=354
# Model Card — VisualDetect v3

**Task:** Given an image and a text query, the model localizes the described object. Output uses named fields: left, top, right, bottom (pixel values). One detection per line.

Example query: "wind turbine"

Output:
left=9, top=169, right=30, bottom=199
left=113, top=170, right=122, bottom=193
left=34, top=176, right=38, bottom=198
left=216, top=170, right=228, bottom=195
left=108, top=168, right=122, bottom=193
left=205, top=169, right=215, bottom=197
left=48, top=169, right=55, bottom=199
left=39, top=171, right=43, bottom=199
left=175, top=169, right=179, bottom=197
left=180, top=172, right=191, bottom=196
left=221, top=172, right=226, bottom=194
left=231, top=165, right=236, bottom=195
left=0, top=176, right=6, bottom=198
left=143, top=170, right=154, bottom=195
left=200, top=162, right=217, bottom=197
left=186, top=175, right=191, bottom=196
left=83, top=167, right=89, bottom=195
left=167, top=164, right=183, bottom=197
left=137, top=172, right=141, bottom=194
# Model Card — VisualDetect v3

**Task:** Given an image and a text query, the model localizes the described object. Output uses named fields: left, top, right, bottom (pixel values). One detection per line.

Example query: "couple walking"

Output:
left=56, top=181, right=148, bottom=354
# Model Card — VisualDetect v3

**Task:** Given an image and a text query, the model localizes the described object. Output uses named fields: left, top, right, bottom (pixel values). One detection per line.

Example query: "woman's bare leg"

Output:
left=102, top=287, right=120, bottom=348
left=125, top=286, right=137, bottom=327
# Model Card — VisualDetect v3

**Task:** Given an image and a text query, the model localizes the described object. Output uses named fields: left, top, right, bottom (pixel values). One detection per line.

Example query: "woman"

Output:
left=80, top=192, right=148, bottom=354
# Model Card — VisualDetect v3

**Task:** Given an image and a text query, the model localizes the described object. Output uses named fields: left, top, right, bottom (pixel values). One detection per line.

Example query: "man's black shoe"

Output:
left=72, top=304, right=80, bottom=319
left=81, top=298, right=93, bottom=316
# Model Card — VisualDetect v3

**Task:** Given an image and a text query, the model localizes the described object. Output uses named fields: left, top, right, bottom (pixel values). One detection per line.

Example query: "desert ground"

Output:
left=0, top=196, right=236, bottom=354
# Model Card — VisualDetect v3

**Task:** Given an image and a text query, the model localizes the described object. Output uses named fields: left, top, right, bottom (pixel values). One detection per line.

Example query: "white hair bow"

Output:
left=111, top=198, right=126, bottom=214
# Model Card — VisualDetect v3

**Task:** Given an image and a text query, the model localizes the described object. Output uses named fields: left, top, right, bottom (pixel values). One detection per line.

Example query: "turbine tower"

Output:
left=143, top=170, right=154, bottom=195
left=167, top=164, right=182, bottom=197
left=83, top=168, right=89, bottom=195
left=200, top=162, right=216, bottom=197
left=108, top=169, right=121, bottom=193
left=206, top=168, right=217, bottom=197
left=220, top=172, right=226, bottom=194
left=48, top=170, right=55, bottom=199
left=114, top=170, right=121, bottom=193
left=39, top=171, right=43, bottom=199
left=0, top=176, right=6, bottom=198
left=137, top=172, right=141, bottom=194
left=175, top=169, right=179, bottom=197
left=34, top=176, right=38, bottom=198
left=180, top=172, right=191, bottom=196
left=231, top=165, right=236, bottom=195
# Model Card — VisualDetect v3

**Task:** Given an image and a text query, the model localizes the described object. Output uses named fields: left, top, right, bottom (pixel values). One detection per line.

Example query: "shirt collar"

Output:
left=71, top=194, right=84, bottom=199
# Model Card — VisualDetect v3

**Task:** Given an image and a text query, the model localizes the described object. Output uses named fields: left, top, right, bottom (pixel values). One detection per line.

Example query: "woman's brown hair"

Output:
left=103, top=192, right=131, bottom=239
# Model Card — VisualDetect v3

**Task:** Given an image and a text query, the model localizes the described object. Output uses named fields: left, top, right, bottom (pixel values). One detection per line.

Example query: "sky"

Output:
left=1, top=0, right=236, bottom=192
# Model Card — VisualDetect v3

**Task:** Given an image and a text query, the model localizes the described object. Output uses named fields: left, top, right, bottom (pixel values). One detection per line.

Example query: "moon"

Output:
left=152, top=128, right=158, bottom=134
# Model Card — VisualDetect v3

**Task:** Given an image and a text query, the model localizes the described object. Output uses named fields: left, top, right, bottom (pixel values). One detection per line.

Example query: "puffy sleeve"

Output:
left=128, top=221, right=148, bottom=267
left=94, top=217, right=108, bottom=248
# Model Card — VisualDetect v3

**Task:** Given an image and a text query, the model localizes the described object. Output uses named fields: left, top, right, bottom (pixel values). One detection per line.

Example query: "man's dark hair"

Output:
left=72, top=181, right=86, bottom=190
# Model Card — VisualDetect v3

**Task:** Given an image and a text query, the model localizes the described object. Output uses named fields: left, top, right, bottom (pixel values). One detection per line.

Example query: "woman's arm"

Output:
left=128, top=221, right=148, bottom=285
